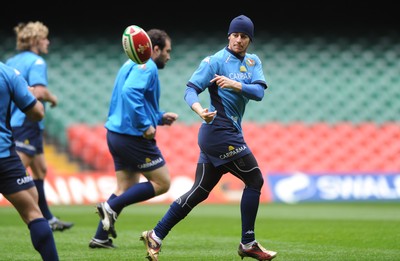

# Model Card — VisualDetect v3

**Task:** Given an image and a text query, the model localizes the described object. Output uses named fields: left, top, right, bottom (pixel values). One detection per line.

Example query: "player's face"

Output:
left=228, top=33, right=250, bottom=57
left=154, top=39, right=171, bottom=69
left=37, top=37, right=50, bottom=55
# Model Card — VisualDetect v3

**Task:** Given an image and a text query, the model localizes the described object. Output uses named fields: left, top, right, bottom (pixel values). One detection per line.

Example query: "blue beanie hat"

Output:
left=228, top=15, right=254, bottom=41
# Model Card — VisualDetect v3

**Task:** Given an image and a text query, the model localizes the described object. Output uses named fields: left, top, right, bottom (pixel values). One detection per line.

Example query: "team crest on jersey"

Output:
left=245, top=58, right=255, bottom=67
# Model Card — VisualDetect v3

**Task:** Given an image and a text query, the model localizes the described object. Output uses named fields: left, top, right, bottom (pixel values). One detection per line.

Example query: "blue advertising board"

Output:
left=267, top=173, right=400, bottom=203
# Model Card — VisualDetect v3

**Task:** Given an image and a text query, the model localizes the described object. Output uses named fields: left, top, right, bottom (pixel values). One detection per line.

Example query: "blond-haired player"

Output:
left=6, top=21, right=73, bottom=231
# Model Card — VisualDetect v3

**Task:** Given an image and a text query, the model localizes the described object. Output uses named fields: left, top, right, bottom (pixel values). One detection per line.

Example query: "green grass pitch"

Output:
left=1, top=202, right=399, bottom=260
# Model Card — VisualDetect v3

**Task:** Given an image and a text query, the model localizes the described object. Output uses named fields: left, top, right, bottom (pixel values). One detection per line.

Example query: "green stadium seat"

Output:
left=3, top=31, right=399, bottom=174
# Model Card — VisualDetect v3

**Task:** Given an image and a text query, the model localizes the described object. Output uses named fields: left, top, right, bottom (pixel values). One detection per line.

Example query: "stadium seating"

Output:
left=13, top=31, right=394, bottom=145
left=66, top=122, right=400, bottom=173
left=1, top=30, right=399, bottom=173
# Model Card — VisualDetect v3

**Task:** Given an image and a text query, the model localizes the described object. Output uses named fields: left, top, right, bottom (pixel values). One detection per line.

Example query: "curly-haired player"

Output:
left=6, top=21, right=73, bottom=231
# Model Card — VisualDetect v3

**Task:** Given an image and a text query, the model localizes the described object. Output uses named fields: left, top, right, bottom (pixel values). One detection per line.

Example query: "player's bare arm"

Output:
left=32, top=85, right=58, bottom=107
left=191, top=102, right=216, bottom=123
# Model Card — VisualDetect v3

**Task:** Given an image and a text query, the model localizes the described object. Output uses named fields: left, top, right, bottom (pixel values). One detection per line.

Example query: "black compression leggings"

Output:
left=176, top=153, right=264, bottom=210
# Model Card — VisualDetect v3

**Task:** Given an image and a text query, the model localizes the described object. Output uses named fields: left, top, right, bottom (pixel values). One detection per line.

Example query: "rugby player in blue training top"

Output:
left=89, top=28, right=178, bottom=249
left=6, top=21, right=73, bottom=232
left=0, top=62, right=59, bottom=261
left=141, top=15, right=277, bottom=261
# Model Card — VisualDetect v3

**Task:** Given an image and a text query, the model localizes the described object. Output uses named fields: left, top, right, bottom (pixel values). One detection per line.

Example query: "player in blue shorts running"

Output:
left=88, top=28, right=178, bottom=249
left=0, top=62, right=59, bottom=261
left=6, top=21, right=73, bottom=231
left=141, top=15, right=277, bottom=261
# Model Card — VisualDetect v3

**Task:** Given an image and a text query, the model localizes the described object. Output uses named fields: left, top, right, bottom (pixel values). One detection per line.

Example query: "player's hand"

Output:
left=210, top=74, right=241, bottom=92
left=143, top=125, right=156, bottom=139
left=32, top=86, right=58, bottom=107
left=49, top=94, right=58, bottom=108
left=162, top=112, right=178, bottom=125
left=199, top=108, right=217, bottom=123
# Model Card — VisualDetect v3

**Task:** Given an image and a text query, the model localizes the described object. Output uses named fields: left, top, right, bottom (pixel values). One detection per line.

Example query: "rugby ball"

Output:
left=122, top=25, right=152, bottom=64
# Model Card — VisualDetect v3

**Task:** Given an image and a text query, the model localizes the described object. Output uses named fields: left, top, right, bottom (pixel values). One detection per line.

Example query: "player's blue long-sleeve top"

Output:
left=0, top=62, right=37, bottom=158
left=6, top=51, right=48, bottom=130
left=184, top=47, right=267, bottom=131
left=105, top=59, right=165, bottom=136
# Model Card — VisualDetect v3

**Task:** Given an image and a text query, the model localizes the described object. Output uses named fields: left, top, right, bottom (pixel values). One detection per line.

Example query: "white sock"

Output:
left=152, top=231, right=162, bottom=244
left=48, top=217, right=58, bottom=223
left=242, top=240, right=256, bottom=249
left=93, top=238, right=108, bottom=243
left=104, top=202, right=116, bottom=216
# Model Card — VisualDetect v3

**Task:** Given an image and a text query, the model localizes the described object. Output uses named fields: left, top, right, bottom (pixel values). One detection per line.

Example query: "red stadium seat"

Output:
left=65, top=122, right=400, bottom=173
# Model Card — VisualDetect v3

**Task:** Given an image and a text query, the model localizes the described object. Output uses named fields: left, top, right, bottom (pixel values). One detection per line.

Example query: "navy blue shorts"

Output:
left=12, top=126, right=44, bottom=156
left=107, top=130, right=166, bottom=172
left=197, top=122, right=251, bottom=167
left=0, top=148, right=35, bottom=195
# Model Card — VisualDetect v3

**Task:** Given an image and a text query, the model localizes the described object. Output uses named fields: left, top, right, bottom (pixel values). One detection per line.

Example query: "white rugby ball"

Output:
left=122, top=25, right=152, bottom=64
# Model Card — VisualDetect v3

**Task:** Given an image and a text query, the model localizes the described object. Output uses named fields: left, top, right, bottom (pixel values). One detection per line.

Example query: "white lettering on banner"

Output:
left=274, top=172, right=315, bottom=204
left=68, top=176, right=100, bottom=204
left=97, top=176, right=117, bottom=200
left=55, top=178, right=71, bottom=204
left=318, top=175, right=400, bottom=200
left=166, top=176, right=193, bottom=200
left=272, top=173, right=400, bottom=203
left=375, top=176, right=398, bottom=198
left=37, top=175, right=194, bottom=205
left=44, top=179, right=61, bottom=204
left=394, top=175, right=400, bottom=195
left=44, top=175, right=116, bottom=205
left=0, top=173, right=253, bottom=206
left=7, top=172, right=399, bottom=205
left=140, top=176, right=194, bottom=203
